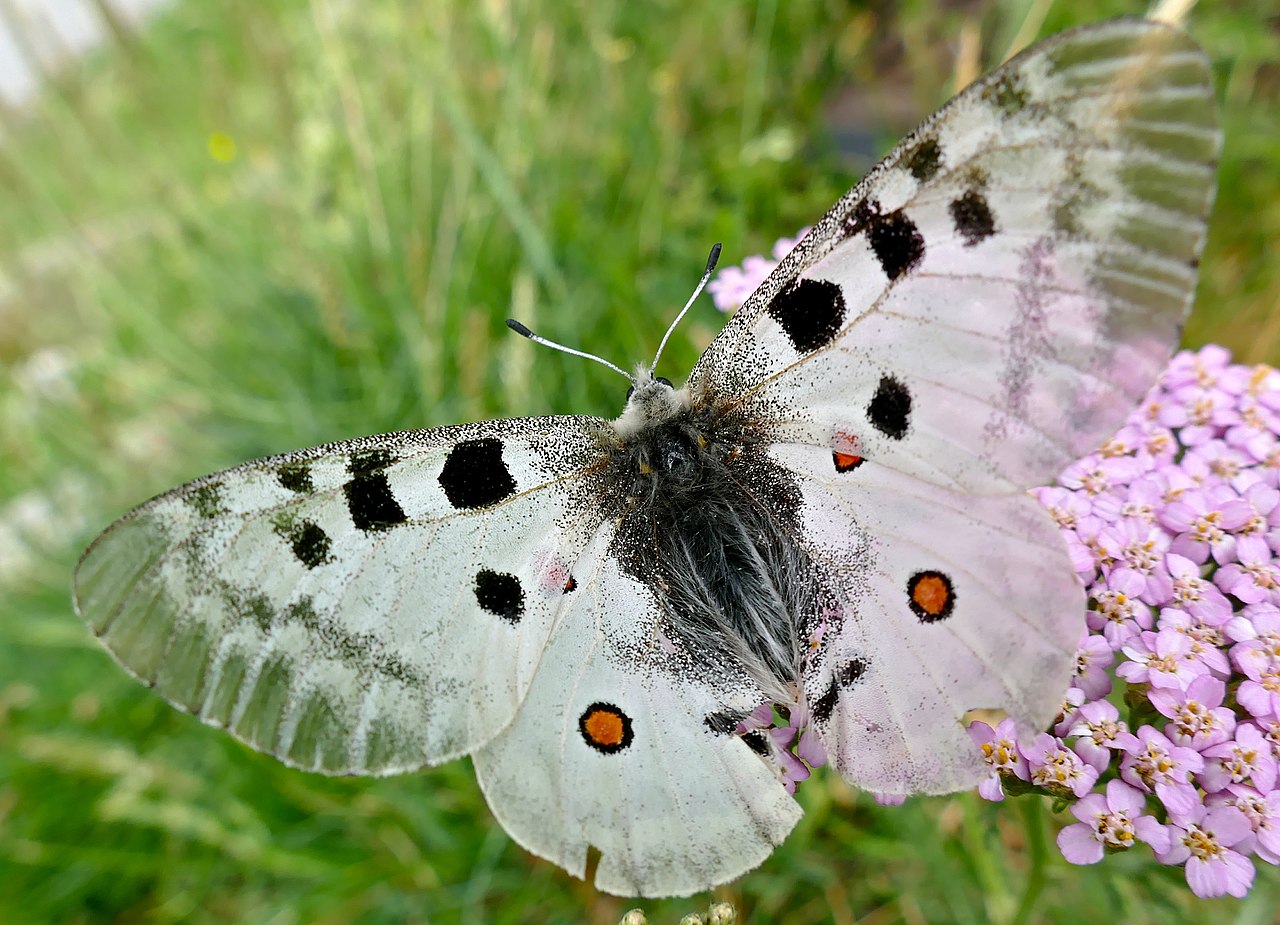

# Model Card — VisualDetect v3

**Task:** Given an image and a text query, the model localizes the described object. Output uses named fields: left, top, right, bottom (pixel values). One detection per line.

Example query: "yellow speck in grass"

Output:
left=208, top=131, right=237, bottom=163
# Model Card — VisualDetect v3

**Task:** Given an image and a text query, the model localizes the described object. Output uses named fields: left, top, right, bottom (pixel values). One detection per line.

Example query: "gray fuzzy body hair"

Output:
left=600, top=371, right=821, bottom=702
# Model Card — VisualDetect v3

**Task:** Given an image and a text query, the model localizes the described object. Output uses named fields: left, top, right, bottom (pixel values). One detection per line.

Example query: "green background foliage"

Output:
left=1, top=1, right=1277, bottom=922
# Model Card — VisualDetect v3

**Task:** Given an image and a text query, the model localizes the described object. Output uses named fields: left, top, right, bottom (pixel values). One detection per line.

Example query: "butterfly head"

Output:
left=614, top=367, right=690, bottom=439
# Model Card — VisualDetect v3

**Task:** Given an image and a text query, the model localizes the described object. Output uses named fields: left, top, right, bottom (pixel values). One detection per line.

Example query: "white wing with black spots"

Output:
left=473, top=523, right=802, bottom=898
left=768, top=443, right=1082, bottom=795
left=74, top=416, right=613, bottom=774
left=691, top=18, right=1218, bottom=493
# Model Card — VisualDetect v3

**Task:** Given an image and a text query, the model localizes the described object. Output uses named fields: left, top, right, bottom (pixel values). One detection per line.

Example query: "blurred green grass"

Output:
left=1, top=1, right=1278, bottom=922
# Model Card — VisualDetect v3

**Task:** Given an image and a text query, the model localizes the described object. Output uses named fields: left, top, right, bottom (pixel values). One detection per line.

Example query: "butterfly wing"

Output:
left=772, top=444, right=1081, bottom=794
left=473, top=524, right=802, bottom=897
left=692, top=18, right=1218, bottom=493
left=688, top=20, right=1217, bottom=792
left=74, top=416, right=612, bottom=774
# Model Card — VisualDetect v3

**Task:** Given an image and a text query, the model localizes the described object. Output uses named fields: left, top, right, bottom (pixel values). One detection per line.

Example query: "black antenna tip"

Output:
left=705, top=243, right=722, bottom=273
left=506, top=318, right=534, bottom=338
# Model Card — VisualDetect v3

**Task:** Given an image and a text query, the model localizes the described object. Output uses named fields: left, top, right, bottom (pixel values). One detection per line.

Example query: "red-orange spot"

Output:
left=833, top=451, right=864, bottom=472
left=908, top=570, right=954, bottom=622
left=832, top=430, right=864, bottom=472
left=563, top=575, right=577, bottom=594
left=578, top=702, right=633, bottom=753
left=584, top=710, right=623, bottom=745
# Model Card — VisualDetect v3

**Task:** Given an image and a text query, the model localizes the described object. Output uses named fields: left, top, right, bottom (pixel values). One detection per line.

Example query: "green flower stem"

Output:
left=1011, top=798, right=1049, bottom=925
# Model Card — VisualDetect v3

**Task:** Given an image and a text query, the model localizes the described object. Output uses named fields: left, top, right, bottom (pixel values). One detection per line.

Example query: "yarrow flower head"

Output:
left=968, top=717, right=1029, bottom=801
left=1116, top=629, right=1205, bottom=690
left=712, top=241, right=1280, bottom=897
left=1056, top=779, right=1170, bottom=864
left=1208, top=787, right=1280, bottom=865
left=1200, top=725, right=1279, bottom=794
left=1115, top=725, right=1205, bottom=815
left=1024, top=732, right=1100, bottom=798
left=1156, top=802, right=1256, bottom=898
left=986, top=343, right=1280, bottom=895
left=1147, top=675, right=1235, bottom=750
left=1068, top=699, right=1129, bottom=772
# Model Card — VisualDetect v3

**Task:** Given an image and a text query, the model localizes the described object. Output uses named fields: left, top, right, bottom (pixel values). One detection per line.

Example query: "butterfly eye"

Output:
left=656, top=376, right=673, bottom=389
left=625, top=385, right=636, bottom=400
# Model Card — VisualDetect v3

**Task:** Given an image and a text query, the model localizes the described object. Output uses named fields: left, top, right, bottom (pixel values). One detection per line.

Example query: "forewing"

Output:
left=473, top=525, right=802, bottom=898
left=691, top=19, right=1218, bottom=492
left=74, top=416, right=611, bottom=775
left=771, top=443, right=1082, bottom=794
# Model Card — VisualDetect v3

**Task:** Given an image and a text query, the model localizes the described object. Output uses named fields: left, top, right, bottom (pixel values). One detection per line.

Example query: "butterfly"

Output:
left=74, top=18, right=1219, bottom=897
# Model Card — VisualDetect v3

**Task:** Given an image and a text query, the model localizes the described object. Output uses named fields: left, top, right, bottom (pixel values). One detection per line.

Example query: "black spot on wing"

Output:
left=869, top=212, right=925, bottom=281
left=742, top=731, right=770, bottom=757
left=350, top=449, right=394, bottom=474
left=343, top=451, right=407, bottom=532
left=950, top=189, right=996, bottom=246
left=474, top=568, right=525, bottom=623
left=904, top=136, right=943, bottom=181
left=838, top=658, right=868, bottom=686
left=766, top=277, right=847, bottom=353
left=704, top=709, right=749, bottom=736
left=812, top=658, right=868, bottom=725
left=844, top=200, right=925, bottom=281
left=279, top=519, right=332, bottom=569
left=439, top=438, right=517, bottom=509
left=868, top=375, right=912, bottom=439
left=277, top=464, right=314, bottom=494
left=812, top=677, right=839, bottom=725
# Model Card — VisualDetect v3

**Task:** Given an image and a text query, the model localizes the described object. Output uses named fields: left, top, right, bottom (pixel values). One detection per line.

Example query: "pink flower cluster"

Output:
left=967, top=344, right=1280, bottom=899
left=710, top=241, right=1280, bottom=899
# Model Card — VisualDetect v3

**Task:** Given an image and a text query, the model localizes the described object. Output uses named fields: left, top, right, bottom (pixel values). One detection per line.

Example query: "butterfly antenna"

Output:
left=649, top=243, right=721, bottom=376
left=505, top=319, right=634, bottom=383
